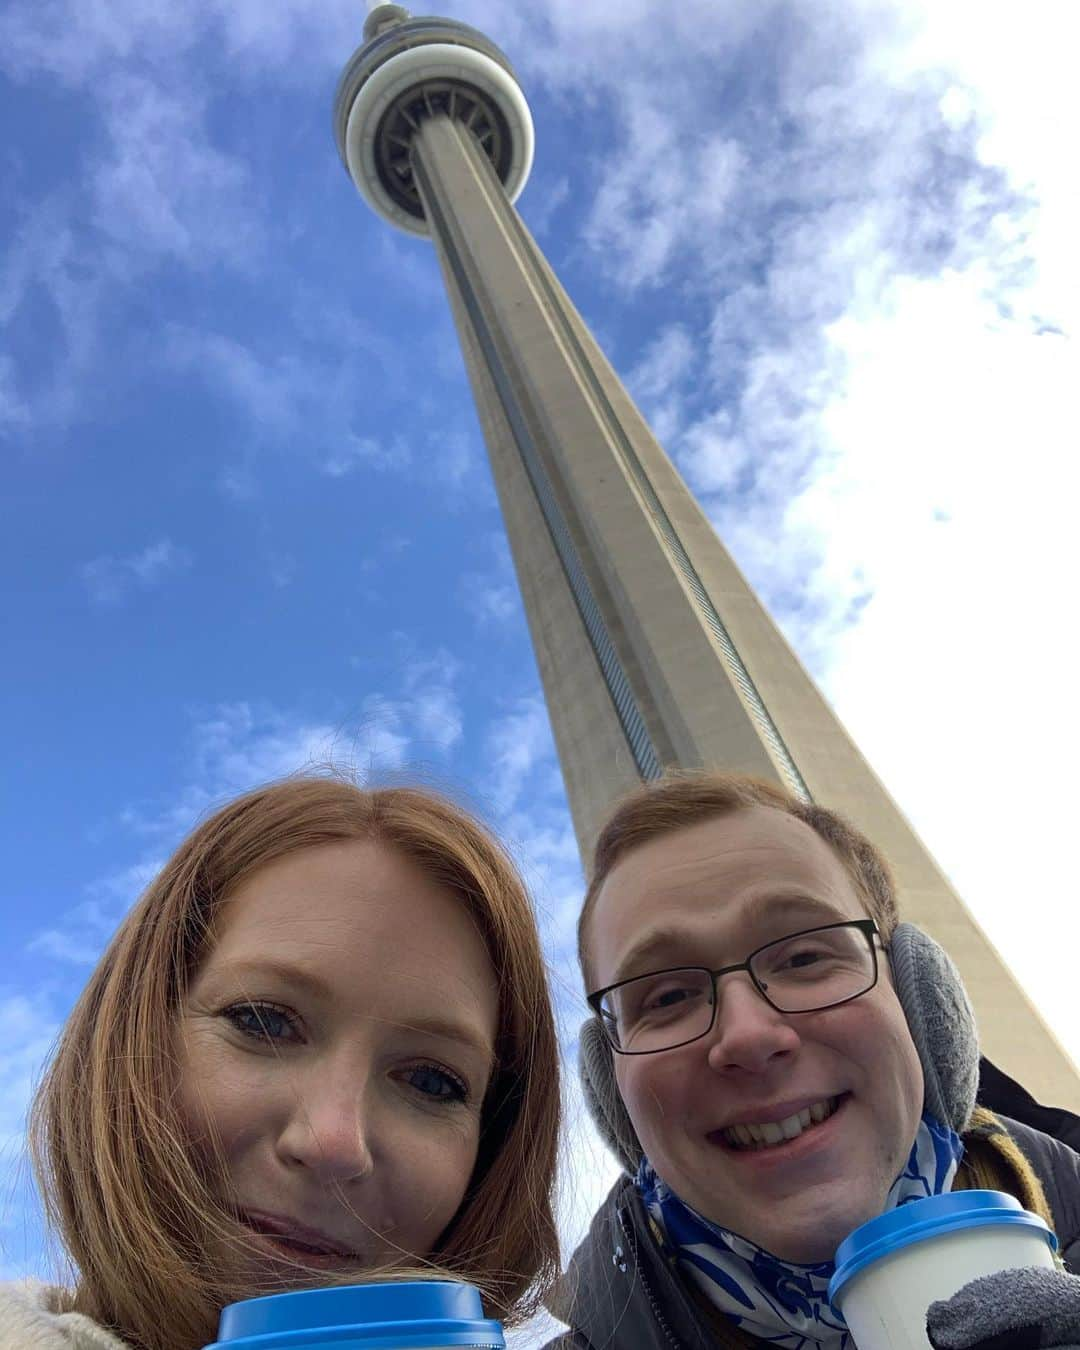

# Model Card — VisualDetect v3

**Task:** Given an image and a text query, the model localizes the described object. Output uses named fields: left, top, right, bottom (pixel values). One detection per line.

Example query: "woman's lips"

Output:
left=247, top=1231, right=362, bottom=1267
left=239, top=1210, right=361, bottom=1263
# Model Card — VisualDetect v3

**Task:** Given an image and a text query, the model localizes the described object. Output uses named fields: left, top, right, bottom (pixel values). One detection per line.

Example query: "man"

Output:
left=547, top=773, right=1080, bottom=1350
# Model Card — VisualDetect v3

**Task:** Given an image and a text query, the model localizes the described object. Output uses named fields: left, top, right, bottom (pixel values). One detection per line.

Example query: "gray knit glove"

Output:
left=927, top=1268, right=1080, bottom=1350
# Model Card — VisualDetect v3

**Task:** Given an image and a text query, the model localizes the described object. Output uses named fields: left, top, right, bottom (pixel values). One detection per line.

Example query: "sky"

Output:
left=2, top=0, right=1078, bottom=1319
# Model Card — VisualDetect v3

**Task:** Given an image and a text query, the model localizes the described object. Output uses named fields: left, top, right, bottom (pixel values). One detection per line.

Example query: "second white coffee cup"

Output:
left=828, top=1189, right=1057, bottom=1350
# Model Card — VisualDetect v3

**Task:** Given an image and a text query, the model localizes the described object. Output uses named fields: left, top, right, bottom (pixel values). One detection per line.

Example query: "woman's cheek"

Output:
left=177, top=1048, right=277, bottom=1160
left=392, top=1111, right=481, bottom=1209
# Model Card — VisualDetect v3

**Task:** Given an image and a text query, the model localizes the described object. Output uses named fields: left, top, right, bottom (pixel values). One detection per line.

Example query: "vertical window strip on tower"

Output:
left=413, top=142, right=663, bottom=783
left=501, top=208, right=811, bottom=804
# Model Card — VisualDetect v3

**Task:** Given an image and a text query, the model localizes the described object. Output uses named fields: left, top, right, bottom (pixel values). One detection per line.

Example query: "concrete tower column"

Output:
left=334, top=5, right=1080, bottom=1107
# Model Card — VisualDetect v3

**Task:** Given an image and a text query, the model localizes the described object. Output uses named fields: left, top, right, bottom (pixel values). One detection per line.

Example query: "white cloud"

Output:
left=114, top=655, right=466, bottom=845
left=80, top=537, right=191, bottom=607
left=0, top=992, right=61, bottom=1160
left=523, top=175, right=571, bottom=240
left=483, top=697, right=557, bottom=819
left=627, top=325, right=696, bottom=405
left=0, top=205, right=115, bottom=437
left=28, top=860, right=165, bottom=967
left=626, top=324, right=698, bottom=445
left=0, top=356, right=28, bottom=433
left=91, top=74, right=260, bottom=269
left=405, top=685, right=464, bottom=754
left=460, top=534, right=523, bottom=629
left=477, top=694, right=586, bottom=1013
left=0, top=0, right=358, bottom=87
left=462, top=577, right=518, bottom=626
left=127, top=539, right=189, bottom=585
left=29, top=662, right=465, bottom=976
left=787, top=265, right=1080, bottom=1058
left=322, top=437, right=397, bottom=478
left=164, top=325, right=408, bottom=483
left=584, top=99, right=747, bottom=290
left=187, top=703, right=350, bottom=796
left=0, top=988, right=65, bottom=1280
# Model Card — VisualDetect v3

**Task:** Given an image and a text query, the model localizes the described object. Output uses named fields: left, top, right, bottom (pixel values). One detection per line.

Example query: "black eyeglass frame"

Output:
left=587, top=918, right=881, bottom=1055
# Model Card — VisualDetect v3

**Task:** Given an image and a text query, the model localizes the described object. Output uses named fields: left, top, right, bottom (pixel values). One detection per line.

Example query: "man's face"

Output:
left=587, top=806, right=924, bottom=1262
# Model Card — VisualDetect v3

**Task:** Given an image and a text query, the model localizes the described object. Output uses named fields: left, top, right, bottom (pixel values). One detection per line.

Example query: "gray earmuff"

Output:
left=579, top=921, right=979, bottom=1174
left=579, top=1012, right=642, bottom=1175
left=887, top=921, right=979, bottom=1134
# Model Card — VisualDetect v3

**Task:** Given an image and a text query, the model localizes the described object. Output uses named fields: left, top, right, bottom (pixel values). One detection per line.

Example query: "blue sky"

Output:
left=2, top=0, right=1077, bottom=1298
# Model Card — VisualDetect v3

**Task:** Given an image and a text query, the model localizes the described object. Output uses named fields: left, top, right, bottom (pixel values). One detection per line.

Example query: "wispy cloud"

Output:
left=484, top=697, right=556, bottom=819
left=0, top=205, right=114, bottom=437
left=0, top=0, right=356, bottom=87
left=91, top=74, right=261, bottom=269
left=29, top=659, right=465, bottom=971
left=164, top=325, right=409, bottom=485
left=462, top=577, right=518, bottom=627
left=585, top=99, right=747, bottom=291
left=80, top=538, right=192, bottom=607
left=0, top=357, right=29, bottom=434
left=0, top=991, right=61, bottom=1158
left=460, top=534, right=522, bottom=630
left=115, top=655, right=465, bottom=845
left=0, top=985, right=66, bottom=1279
left=27, top=860, right=165, bottom=967
left=626, top=324, right=697, bottom=445
left=480, top=697, right=583, bottom=988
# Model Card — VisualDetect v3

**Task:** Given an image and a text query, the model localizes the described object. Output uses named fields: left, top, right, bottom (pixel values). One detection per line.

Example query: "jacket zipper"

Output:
left=617, top=1206, right=686, bottom=1350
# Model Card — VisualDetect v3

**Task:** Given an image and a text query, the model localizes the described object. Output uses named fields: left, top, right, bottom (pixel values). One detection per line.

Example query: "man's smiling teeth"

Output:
left=720, top=1097, right=839, bottom=1150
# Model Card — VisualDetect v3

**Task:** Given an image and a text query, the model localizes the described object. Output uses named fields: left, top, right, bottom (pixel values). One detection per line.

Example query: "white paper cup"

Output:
left=829, top=1190, right=1057, bottom=1350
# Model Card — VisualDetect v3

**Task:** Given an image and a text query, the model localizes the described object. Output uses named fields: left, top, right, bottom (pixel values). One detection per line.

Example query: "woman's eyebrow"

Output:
left=206, top=957, right=331, bottom=999
left=200, top=959, right=495, bottom=1061
left=392, top=1014, right=496, bottom=1064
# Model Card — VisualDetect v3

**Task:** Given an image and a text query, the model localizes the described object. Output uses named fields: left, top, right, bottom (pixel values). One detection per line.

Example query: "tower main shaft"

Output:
left=335, top=7, right=1080, bottom=1107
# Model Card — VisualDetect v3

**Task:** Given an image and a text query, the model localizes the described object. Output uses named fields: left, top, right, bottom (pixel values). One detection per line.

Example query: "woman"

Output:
left=4, top=776, right=560, bottom=1350
left=548, top=771, right=1080, bottom=1350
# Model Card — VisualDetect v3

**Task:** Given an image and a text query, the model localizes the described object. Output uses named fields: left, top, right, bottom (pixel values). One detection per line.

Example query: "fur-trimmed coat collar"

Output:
left=0, top=1281, right=130, bottom=1350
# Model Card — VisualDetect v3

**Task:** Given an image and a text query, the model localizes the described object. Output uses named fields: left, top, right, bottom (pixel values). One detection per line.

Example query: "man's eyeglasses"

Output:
left=587, top=919, right=880, bottom=1055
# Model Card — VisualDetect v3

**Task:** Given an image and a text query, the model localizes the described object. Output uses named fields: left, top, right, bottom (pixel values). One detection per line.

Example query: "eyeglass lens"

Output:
left=601, top=924, right=875, bottom=1053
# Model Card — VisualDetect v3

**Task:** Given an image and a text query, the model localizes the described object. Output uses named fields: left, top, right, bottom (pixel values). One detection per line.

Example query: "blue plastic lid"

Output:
left=829, top=1191, right=1057, bottom=1311
left=204, top=1281, right=505, bottom=1350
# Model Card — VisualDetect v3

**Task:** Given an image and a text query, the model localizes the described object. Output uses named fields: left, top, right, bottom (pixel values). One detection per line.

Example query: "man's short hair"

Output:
left=579, top=771, right=899, bottom=989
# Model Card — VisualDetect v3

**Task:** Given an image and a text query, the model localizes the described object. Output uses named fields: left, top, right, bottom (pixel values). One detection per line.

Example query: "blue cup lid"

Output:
left=204, top=1281, right=505, bottom=1350
left=828, top=1191, right=1057, bottom=1311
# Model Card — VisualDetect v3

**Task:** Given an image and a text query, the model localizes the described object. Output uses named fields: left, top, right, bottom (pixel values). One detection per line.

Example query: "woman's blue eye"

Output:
left=405, top=1064, right=468, bottom=1103
left=224, top=1003, right=299, bottom=1042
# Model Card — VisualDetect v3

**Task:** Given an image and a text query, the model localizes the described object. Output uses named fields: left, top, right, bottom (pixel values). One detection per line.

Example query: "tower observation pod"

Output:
left=334, top=3, right=533, bottom=237
left=333, top=7, right=1080, bottom=1108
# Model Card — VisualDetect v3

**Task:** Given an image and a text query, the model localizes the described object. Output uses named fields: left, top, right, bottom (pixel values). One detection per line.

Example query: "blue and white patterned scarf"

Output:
left=637, top=1113, right=963, bottom=1350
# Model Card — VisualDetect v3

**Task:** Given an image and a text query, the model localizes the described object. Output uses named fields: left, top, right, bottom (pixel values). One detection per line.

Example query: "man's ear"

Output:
left=579, top=1016, right=643, bottom=1175
left=888, top=922, right=979, bottom=1133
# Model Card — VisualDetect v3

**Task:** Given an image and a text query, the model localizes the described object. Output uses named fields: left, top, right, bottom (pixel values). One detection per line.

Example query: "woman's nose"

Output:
left=705, top=974, right=801, bottom=1074
left=275, top=1076, right=375, bottom=1184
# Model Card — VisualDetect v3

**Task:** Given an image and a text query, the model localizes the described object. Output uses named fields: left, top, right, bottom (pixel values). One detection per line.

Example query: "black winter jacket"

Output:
left=544, top=1116, right=1080, bottom=1350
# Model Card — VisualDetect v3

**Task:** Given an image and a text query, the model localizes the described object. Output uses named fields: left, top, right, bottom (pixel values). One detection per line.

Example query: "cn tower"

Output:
left=333, top=5, right=1079, bottom=1106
